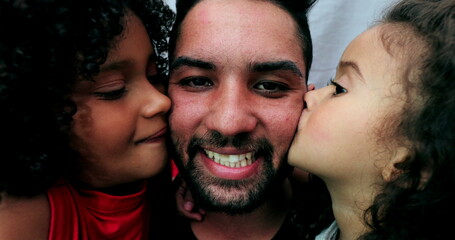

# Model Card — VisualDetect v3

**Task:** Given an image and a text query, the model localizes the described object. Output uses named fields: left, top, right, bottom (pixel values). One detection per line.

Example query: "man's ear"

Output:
left=382, top=147, right=409, bottom=182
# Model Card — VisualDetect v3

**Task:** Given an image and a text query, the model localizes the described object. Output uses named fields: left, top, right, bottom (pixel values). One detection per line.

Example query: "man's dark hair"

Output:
left=169, top=0, right=317, bottom=82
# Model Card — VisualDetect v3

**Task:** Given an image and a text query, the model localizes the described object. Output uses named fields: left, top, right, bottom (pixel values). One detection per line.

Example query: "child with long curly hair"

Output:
left=0, top=0, right=175, bottom=239
left=288, top=0, right=455, bottom=239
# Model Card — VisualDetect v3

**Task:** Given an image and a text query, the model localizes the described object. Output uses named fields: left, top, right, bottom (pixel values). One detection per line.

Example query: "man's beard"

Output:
left=171, top=131, right=290, bottom=215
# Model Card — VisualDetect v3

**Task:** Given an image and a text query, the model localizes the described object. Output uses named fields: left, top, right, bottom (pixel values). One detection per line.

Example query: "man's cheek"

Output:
left=269, top=114, right=300, bottom=140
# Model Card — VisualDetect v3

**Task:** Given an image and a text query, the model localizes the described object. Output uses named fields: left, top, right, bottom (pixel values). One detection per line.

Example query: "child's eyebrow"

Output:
left=100, top=59, right=134, bottom=72
left=338, top=60, right=364, bottom=81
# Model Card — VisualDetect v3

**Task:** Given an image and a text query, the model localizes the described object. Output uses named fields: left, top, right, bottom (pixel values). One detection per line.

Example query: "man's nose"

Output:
left=205, top=86, right=257, bottom=136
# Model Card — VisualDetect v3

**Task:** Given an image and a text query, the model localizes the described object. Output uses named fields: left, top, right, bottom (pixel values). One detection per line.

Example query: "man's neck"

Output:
left=191, top=178, right=293, bottom=240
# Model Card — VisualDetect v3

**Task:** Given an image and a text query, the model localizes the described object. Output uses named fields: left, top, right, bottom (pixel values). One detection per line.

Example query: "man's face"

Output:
left=168, top=0, right=307, bottom=214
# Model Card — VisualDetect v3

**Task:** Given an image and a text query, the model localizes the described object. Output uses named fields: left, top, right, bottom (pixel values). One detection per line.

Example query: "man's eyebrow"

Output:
left=338, top=60, right=364, bottom=80
left=250, top=61, right=303, bottom=78
left=171, top=56, right=216, bottom=71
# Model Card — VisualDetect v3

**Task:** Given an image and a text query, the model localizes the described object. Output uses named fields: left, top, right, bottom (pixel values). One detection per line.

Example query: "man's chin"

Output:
left=191, top=183, right=268, bottom=215
left=185, top=161, right=276, bottom=215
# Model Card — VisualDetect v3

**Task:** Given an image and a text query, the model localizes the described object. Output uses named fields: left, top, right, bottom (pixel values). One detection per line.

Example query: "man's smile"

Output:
left=203, top=149, right=257, bottom=168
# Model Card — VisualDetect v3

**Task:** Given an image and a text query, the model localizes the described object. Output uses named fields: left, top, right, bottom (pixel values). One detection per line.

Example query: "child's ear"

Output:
left=382, top=147, right=409, bottom=182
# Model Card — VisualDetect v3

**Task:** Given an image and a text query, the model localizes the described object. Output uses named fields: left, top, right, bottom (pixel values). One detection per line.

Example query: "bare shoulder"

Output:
left=0, top=193, right=50, bottom=240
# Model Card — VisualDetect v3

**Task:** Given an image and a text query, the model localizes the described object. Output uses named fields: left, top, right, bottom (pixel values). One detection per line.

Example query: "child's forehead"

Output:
left=335, top=25, right=411, bottom=91
left=340, top=27, right=391, bottom=69
left=375, top=23, right=426, bottom=59
left=345, top=24, right=425, bottom=72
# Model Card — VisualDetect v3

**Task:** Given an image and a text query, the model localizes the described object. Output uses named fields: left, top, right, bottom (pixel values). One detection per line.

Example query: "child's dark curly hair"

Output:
left=0, top=0, right=174, bottom=198
left=361, top=0, right=455, bottom=239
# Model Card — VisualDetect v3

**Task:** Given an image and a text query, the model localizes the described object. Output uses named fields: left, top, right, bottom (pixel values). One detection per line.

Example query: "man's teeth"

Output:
left=204, top=150, right=256, bottom=168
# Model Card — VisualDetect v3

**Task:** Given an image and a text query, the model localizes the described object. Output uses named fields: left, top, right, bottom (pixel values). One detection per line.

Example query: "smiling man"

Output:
left=168, top=0, right=331, bottom=239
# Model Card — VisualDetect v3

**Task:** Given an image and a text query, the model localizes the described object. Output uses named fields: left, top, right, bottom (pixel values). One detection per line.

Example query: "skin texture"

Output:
left=71, top=13, right=171, bottom=189
left=0, top=193, right=49, bottom=240
left=288, top=25, right=408, bottom=240
left=168, top=0, right=308, bottom=238
left=0, top=12, right=170, bottom=240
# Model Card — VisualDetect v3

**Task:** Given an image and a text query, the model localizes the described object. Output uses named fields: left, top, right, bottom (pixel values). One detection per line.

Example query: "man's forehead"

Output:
left=189, top=0, right=287, bottom=16
left=182, top=0, right=296, bottom=34
left=176, top=3, right=303, bottom=64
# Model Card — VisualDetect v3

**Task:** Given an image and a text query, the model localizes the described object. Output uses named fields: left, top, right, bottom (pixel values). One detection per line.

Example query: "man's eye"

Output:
left=179, top=76, right=213, bottom=88
left=330, top=79, right=347, bottom=96
left=94, top=88, right=127, bottom=100
left=255, top=81, right=290, bottom=94
left=253, top=81, right=291, bottom=98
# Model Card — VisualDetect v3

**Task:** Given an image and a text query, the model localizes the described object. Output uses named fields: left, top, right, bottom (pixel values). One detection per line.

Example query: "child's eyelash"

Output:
left=94, top=87, right=127, bottom=100
left=330, top=79, right=342, bottom=88
left=328, top=78, right=348, bottom=95
left=326, top=78, right=340, bottom=87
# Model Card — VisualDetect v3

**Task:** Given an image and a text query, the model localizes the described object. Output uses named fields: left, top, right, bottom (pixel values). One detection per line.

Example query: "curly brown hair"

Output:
left=361, top=0, right=455, bottom=239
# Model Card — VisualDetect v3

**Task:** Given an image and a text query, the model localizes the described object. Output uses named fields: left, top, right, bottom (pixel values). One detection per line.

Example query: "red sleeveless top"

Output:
left=46, top=180, right=150, bottom=240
